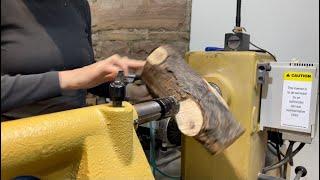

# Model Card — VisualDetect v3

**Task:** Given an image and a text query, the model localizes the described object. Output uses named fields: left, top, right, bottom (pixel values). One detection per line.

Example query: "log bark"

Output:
left=141, top=45, right=245, bottom=154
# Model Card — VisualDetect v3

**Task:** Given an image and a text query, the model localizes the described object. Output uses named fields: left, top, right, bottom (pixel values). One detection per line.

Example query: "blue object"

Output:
left=13, top=176, right=40, bottom=180
left=205, top=47, right=224, bottom=51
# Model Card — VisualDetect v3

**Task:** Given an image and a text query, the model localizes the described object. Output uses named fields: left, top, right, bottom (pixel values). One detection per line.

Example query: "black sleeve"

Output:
left=83, top=0, right=93, bottom=50
left=88, top=83, right=110, bottom=97
left=1, top=72, right=61, bottom=113
left=81, top=0, right=111, bottom=98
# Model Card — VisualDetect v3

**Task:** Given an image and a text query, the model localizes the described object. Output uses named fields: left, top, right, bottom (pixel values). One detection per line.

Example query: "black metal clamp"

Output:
left=109, top=71, right=126, bottom=107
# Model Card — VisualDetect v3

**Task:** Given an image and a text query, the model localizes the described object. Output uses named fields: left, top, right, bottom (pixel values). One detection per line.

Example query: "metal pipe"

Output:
left=293, top=171, right=303, bottom=180
left=134, top=101, right=162, bottom=125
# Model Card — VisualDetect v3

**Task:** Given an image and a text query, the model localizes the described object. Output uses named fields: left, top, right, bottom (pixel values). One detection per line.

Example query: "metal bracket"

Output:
left=257, top=62, right=271, bottom=85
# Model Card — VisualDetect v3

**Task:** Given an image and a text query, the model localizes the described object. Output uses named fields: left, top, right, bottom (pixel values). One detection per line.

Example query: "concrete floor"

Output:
left=155, top=148, right=181, bottom=180
left=146, top=147, right=181, bottom=180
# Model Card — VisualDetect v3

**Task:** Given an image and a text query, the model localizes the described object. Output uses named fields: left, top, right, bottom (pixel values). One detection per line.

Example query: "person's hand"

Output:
left=59, top=54, right=146, bottom=90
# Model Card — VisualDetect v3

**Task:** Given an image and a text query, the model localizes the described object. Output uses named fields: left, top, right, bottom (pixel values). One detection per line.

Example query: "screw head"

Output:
left=295, top=166, right=307, bottom=177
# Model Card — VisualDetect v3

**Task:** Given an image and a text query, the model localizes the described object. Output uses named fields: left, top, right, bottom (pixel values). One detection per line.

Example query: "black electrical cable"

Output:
left=282, top=141, right=295, bottom=179
left=262, top=142, right=305, bottom=173
left=267, top=143, right=285, bottom=157
left=250, top=42, right=278, bottom=62
left=274, top=132, right=284, bottom=177
left=257, top=84, right=263, bottom=124
left=276, top=133, right=285, bottom=178
left=276, top=142, right=283, bottom=177
left=267, top=141, right=285, bottom=157
left=263, top=142, right=302, bottom=173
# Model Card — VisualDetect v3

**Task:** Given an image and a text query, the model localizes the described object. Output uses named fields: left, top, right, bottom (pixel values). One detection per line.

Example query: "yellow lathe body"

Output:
left=183, top=51, right=274, bottom=180
left=1, top=102, right=154, bottom=180
left=1, top=51, right=275, bottom=180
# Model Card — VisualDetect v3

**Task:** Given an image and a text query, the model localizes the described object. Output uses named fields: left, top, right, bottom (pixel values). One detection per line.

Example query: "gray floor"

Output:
left=146, top=147, right=181, bottom=180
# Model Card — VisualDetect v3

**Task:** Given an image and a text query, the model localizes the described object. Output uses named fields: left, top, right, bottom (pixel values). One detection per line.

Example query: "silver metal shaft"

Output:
left=133, top=97, right=180, bottom=127
left=134, top=101, right=162, bottom=125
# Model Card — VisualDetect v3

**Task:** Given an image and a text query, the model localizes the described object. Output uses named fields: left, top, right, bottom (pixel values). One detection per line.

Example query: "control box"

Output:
left=260, top=62, right=319, bottom=143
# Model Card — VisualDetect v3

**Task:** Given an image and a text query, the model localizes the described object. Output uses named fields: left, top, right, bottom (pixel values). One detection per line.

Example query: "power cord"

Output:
left=262, top=141, right=305, bottom=173
left=267, top=142, right=285, bottom=157
left=250, top=42, right=278, bottom=62
left=282, top=141, right=295, bottom=179
left=275, top=142, right=283, bottom=177
left=233, top=27, right=278, bottom=62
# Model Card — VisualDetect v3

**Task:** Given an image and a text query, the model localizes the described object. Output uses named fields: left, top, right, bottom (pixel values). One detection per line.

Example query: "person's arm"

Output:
left=2, top=53, right=144, bottom=113
left=1, top=72, right=61, bottom=113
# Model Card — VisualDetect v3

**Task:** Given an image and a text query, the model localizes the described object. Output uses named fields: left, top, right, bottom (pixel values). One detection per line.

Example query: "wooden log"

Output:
left=141, top=45, right=245, bottom=154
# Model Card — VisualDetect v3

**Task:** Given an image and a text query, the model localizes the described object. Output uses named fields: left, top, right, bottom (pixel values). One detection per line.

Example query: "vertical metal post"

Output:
left=236, top=0, right=242, bottom=27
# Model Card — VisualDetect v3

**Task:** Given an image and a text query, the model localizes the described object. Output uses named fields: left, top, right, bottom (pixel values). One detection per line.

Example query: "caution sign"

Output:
left=281, top=72, right=313, bottom=129
left=283, top=72, right=312, bottom=81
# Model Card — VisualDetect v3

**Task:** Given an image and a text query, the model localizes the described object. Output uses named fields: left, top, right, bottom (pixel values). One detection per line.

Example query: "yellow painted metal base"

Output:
left=1, top=102, right=154, bottom=180
left=182, top=51, right=274, bottom=180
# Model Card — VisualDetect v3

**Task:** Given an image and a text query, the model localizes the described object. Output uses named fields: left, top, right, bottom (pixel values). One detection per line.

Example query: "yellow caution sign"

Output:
left=283, top=72, right=313, bottom=82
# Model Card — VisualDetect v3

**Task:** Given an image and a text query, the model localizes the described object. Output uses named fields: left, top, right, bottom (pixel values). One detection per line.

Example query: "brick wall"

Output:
left=88, top=0, right=192, bottom=61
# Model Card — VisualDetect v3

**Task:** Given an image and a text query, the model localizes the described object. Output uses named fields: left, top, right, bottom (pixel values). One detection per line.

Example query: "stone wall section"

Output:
left=88, top=0, right=192, bottom=60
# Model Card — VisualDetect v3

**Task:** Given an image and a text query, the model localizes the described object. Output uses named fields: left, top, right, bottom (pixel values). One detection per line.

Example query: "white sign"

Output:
left=281, top=72, right=313, bottom=129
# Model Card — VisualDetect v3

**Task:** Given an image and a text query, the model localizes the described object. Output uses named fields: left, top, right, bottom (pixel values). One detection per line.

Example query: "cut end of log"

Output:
left=147, top=46, right=168, bottom=65
left=175, top=98, right=203, bottom=136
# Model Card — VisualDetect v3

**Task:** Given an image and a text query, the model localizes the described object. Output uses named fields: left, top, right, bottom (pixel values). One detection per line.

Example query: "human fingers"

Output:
left=117, top=56, right=146, bottom=69
left=124, top=59, right=146, bottom=69
left=99, top=54, right=127, bottom=76
left=102, top=54, right=145, bottom=75
left=104, top=55, right=129, bottom=75
left=112, top=57, right=129, bottom=75
left=108, top=54, right=122, bottom=61
left=104, top=64, right=122, bottom=81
